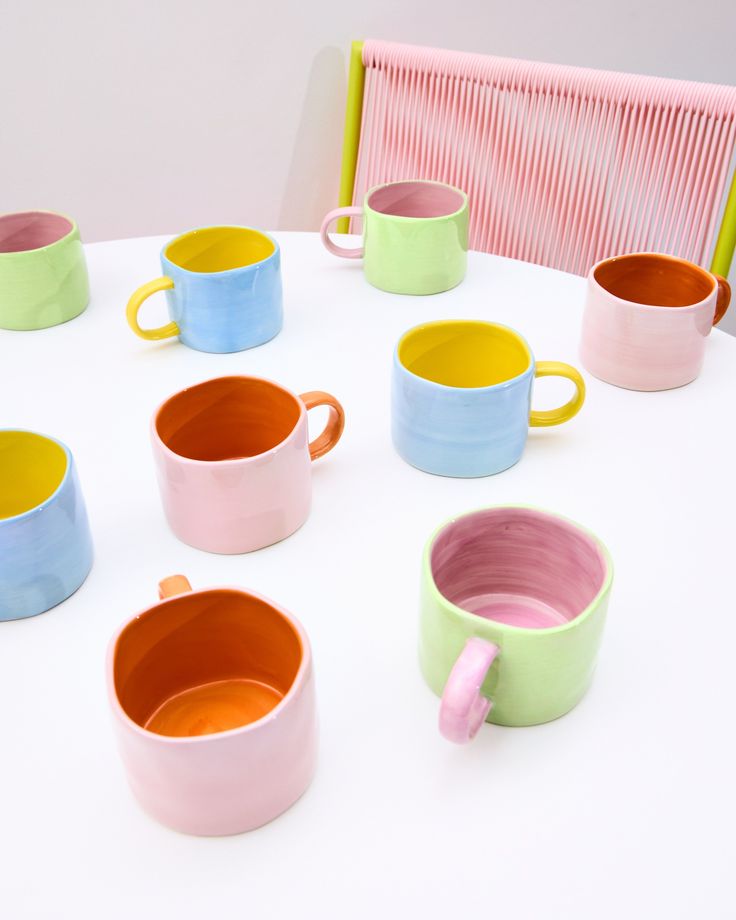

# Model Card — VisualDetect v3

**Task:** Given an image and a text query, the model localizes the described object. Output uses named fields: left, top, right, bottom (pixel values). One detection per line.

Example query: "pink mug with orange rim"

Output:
left=107, top=575, right=317, bottom=835
left=580, top=252, right=730, bottom=391
left=151, top=375, right=345, bottom=553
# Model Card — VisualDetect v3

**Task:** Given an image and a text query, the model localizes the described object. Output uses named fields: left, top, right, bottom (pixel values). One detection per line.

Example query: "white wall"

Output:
left=2, top=0, right=735, bottom=321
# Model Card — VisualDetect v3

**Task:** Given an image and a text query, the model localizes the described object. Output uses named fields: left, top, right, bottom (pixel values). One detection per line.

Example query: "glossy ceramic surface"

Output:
left=126, top=226, right=283, bottom=353
left=151, top=375, right=345, bottom=554
left=0, top=430, right=93, bottom=620
left=0, top=211, right=89, bottom=330
left=392, top=320, right=585, bottom=477
left=107, top=576, right=317, bottom=836
left=320, top=179, right=469, bottom=295
left=580, top=252, right=731, bottom=391
left=419, top=506, right=613, bottom=741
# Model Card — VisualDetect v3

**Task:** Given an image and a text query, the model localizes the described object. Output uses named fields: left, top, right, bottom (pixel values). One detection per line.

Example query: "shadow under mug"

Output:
left=419, top=506, right=613, bottom=743
left=392, top=320, right=586, bottom=477
left=107, top=575, right=317, bottom=835
left=0, top=430, right=93, bottom=620
left=151, top=375, right=345, bottom=553
left=126, top=226, right=283, bottom=353
left=0, top=210, right=89, bottom=331
left=320, top=179, right=469, bottom=295
left=580, top=252, right=731, bottom=391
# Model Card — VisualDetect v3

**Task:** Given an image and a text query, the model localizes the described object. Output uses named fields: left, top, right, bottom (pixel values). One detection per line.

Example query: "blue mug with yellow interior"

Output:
left=126, top=225, right=283, bottom=354
left=391, top=320, right=586, bottom=478
left=0, top=430, right=93, bottom=621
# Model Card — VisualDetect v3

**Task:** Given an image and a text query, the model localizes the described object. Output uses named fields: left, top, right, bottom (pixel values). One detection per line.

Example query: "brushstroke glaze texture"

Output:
left=107, top=576, right=317, bottom=836
left=320, top=180, right=468, bottom=295
left=392, top=321, right=585, bottom=477
left=151, top=376, right=345, bottom=554
left=580, top=252, right=731, bottom=390
left=0, top=430, right=93, bottom=620
left=126, top=226, right=282, bottom=353
left=0, top=211, right=89, bottom=330
left=419, top=506, right=613, bottom=741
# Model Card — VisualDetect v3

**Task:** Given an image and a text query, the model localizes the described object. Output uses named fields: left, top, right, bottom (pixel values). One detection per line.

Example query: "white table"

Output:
left=2, top=232, right=735, bottom=919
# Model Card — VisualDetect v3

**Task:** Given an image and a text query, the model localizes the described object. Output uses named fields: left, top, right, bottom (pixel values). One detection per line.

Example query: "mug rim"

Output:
left=395, top=320, right=534, bottom=391
left=161, top=225, right=280, bottom=277
left=0, top=429, right=71, bottom=525
left=0, top=210, right=78, bottom=259
left=151, top=374, right=307, bottom=465
left=364, top=179, right=468, bottom=221
left=423, top=504, right=614, bottom=635
left=106, top=584, right=312, bottom=745
left=589, top=251, right=717, bottom=311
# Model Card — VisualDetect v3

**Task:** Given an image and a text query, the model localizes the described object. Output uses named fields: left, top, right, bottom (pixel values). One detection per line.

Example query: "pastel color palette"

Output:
left=0, top=430, right=93, bottom=620
left=419, top=506, right=613, bottom=741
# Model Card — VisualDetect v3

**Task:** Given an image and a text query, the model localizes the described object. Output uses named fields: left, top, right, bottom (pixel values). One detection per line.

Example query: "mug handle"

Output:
left=713, top=275, right=731, bottom=326
left=319, top=207, right=364, bottom=259
left=158, top=575, right=192, bottom=599
left=126, top=277, right=180, bottom=340
left=529, top=362, right=586, bottom=427
left=439, top=637, right=500, bottom=744
left=299, top=391, right=346, bottom=460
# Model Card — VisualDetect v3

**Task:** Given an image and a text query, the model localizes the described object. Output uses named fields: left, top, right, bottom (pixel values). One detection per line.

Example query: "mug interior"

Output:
left=367, top=181, right=464, bottom=219
left=430, top=508, right=608, bottom=629
left=593, top=253, right=714, bottom=307
left=165, top=226, right=275, bottom=273
left=0, top=211, right=73, bottom=254
left=113, top=589, right=303, bottom=737
left=398, top=321, right=531, bottom=387
left=0, top=431, right=68, bottom=520
left=156, top=376, right=301, bottom=461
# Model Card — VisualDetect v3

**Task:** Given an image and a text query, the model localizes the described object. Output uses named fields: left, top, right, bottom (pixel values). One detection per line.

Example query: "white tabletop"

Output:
left=1, top=232, right=735, bottom=918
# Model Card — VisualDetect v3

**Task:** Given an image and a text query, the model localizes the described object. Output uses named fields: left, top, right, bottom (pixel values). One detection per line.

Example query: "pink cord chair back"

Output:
left=351, top=40, right=736, bottom=275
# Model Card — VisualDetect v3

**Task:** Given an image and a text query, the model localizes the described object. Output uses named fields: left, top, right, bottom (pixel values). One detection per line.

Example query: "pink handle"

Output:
left=439, top=637, right=499, bottom=744
left=320, top=207, right=364, bottom=259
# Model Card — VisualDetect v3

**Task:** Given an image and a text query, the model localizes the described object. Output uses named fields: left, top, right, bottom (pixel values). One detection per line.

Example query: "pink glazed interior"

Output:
left=431, top=508, right=608, bottom=629
left=0, top=211, right=73, bottom=253
left=367, top=181, right=464, bottom=218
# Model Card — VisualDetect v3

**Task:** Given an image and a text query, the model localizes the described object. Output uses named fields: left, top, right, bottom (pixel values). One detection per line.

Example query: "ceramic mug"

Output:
left=320, top=179, right=469, bottom=295
left=419, top=506, right=613, bottom=743
left=107, top=575, right=317, bottom=835
left=0, top=210, right=89, bottom=330
left=392, top=320, right=585, bottom=477
left=580, top=252, right=731, bottom=390
left=0, top=430, right=93, bottom=620
left=151, top=375, right=345, bottom=553
left=126, top=226, right=283, bottom=353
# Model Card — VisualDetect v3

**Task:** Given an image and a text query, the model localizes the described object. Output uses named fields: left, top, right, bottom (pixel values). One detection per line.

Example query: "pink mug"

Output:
left=107, top=575, right=317, bottom=835
left=151, top=375, right=345, bottom=553
left=580, top=252, right=730, bottom=391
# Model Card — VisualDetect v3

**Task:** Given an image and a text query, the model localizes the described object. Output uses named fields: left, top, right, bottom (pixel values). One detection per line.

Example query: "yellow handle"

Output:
left=530, top=361, right=586, bottom=427
left=126, top=276, right=179, bottom=340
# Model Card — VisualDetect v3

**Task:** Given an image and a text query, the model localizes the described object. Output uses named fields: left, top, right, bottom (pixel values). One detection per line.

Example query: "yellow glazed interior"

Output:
left=398, top=320, right=531, bottom=387
left=0, top=431, right=68, bottom=519
left=165, top=226, right=275, bottom=273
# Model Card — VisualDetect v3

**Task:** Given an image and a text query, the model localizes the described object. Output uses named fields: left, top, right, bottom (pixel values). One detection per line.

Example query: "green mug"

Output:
left=0, top=210, right=90, bottom=330
left=419, top=506, right=613, bottom=743
left=320, top=179, right=468, bottom=295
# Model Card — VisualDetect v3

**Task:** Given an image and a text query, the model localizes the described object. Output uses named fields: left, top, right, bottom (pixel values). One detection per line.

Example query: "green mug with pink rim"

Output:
left=320, top=179, right=469, bottom=295
left=419, top=506, right=614, bottom=743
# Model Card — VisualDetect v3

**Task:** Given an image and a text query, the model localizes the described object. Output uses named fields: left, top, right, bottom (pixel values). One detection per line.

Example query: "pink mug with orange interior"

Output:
left=580, top=252, right=730, bottom=391
left=107, top=575, right=317, bottom=835
left=151, top=375, right=345, bottom=553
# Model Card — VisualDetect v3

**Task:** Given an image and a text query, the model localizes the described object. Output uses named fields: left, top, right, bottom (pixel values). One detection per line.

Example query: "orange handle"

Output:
left=158, top=575, right=192, bottom=599
left=299, top=391, right=345, bottom=460
left=714, top=275, right=731, bottom=326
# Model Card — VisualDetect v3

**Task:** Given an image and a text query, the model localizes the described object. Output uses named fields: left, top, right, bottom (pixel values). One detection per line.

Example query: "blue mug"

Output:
left=391, top=320, right=586, bottom=477
left=0, top=430, right=93, bottom=621
left=126, top=226, right=283, bottom=353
